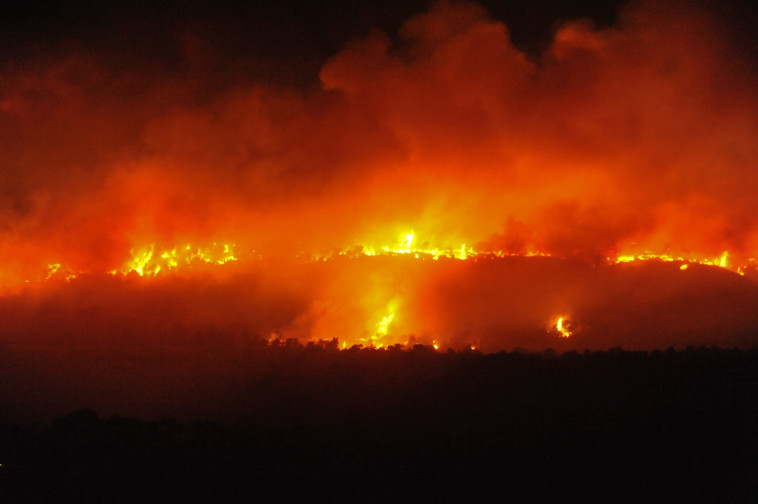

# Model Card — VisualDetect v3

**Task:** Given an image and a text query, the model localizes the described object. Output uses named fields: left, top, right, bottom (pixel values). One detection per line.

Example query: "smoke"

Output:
left=0, top=0, right=757, bottom=351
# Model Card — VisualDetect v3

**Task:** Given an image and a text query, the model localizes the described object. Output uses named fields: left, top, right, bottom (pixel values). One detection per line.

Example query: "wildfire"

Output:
left=3, top=230, right=757, bottom=352
left=323, top=232, right=757, bottom=278
left=329, top=230, right=477, bottom=261
left=376, top=313, right=394, bottom=337
left=7, top=231, right=756, bottom=299
left=359, top=301, right=401, bottom=349
left=555, top=317, right=572, bottom=339
left=118, top=243, right=239, bottom=277
left=45, top=263, right=78, bottom=282
left=614, top=251, right=738, bottom=273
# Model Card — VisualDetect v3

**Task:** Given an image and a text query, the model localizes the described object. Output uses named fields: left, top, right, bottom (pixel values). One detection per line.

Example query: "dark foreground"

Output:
left=1, top=345, right=757, bottom=503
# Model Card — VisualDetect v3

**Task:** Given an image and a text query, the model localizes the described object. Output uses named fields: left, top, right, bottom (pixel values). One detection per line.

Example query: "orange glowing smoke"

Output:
left=0, top=1, right=757, bottom=350
left=14, top=229, right=755, bottom=350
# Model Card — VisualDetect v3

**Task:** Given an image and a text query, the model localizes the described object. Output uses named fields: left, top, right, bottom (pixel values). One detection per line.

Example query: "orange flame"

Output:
left=2, top=229, right=756, bottom=351
left=118, top=243, right=239, bottom=277
left=555, top=317, right=572, bottom=339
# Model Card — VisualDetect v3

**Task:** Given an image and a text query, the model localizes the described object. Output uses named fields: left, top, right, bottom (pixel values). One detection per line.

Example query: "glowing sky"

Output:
left=0, top=0, right=757, bottom=351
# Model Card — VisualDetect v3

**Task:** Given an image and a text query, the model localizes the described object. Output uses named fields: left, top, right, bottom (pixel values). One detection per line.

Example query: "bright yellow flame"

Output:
left=120, top=242, right=238, bottom=276
left=336, top=231, right=478, bottom=262
left=44, top=263, right=78, bottom=282
left=46, top=263, right=61, bottom=280
left=14, top=228, right=758, bottom=335
left=457, top=244, right=467, bottom=260
left=555, top=316, right=572, bottom=338
left=355, top=302, right=399, bottom=348
left=613, top=249, right=751, bottom=275
left=376, top=313, right=394, bottom=336
left=432, top=340, right=439, bottom=350
left=400, top=232, right=415, bottom=252
left=718, top=251, right=729, bottom=268
left=161, top=249, right=179, bottom=269
left=127, top=245, right=155, bottom=277
left=335, top=231, right=758, bottom=276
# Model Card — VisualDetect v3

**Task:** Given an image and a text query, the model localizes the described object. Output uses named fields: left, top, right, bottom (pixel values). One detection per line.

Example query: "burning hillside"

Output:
left=0, top=0, right=757, bottom=351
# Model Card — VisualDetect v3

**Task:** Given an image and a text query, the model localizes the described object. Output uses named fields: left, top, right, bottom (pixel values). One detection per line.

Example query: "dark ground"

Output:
left=1, top=343, right=756, bottom=503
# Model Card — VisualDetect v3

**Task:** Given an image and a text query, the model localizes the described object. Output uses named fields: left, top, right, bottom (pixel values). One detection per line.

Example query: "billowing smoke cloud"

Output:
left=0, top=0, right=757, bottom=353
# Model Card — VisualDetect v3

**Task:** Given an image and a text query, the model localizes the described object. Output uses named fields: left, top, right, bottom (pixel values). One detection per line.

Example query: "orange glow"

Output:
left=45, top=264, right=78, bottom=282
left=329, top=230, right=478, bottom=262
left=0, top=0, right=757, bottom=353
left=376, top=313, right=394, bottom=335
left=612, top=250, right=752, bottom=275
left=555, top=317, right=572, bottom=339
left=13, top=232, right=757, bottom=288
left=4, top=230, right=755, bottom=351
left=366, top=298, right=405, bottom=348
left=118, top=243, right=239, bottom=277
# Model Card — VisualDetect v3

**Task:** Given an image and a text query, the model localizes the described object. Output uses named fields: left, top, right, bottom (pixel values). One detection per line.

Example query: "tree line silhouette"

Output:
left=1, top=344, right=756, bottom=503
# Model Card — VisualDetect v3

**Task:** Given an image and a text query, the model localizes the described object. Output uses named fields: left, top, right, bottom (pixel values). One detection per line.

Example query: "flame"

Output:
left=328, top=232, right=757, bottom=279
left=376, top=313, right=394, bottom=337
left=23, top=231, right=757, bottom=285
left=350, top=299, right=403, bottom=349
left=45, top=263, right=78, bottom=282
left=400, top=232, right=415, bottom=252
left=613, top=250, right=747, bottom=276
left=3, top=230, right=757, bottom=352
left=458, top=244, right=468, bottom=261
left=46, top=263, right=61, bottom=280
left=328, top=230, right=480, bottom=261
left=1, top=0, right=757, bottom=358
left=119, top=243, right=238, bottom=277
left=555, top=316, right=572, bottom=339
left=127, top=245, right=156, bottom=277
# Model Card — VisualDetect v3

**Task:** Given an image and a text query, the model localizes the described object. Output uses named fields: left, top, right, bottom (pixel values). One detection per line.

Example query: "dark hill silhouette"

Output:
left=1, top=345, right=756, bottom=503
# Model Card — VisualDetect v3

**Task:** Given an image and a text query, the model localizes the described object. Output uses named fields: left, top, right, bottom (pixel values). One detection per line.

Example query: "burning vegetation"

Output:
left=0, top=0, right=757, bottom=352
left=2, top=3, right=757, bottom=500
left=9, top=229, right=756, bottom=351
